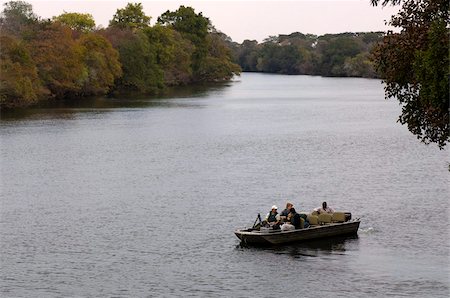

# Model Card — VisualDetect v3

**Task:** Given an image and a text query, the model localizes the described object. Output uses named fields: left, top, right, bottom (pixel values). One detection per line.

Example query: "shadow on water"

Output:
left=0, top=82, right=232, bottom=121
left=236, top=235, right=359, bottom=259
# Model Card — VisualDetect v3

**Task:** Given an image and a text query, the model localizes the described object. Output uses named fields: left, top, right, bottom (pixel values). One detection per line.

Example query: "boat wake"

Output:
left=359, top=227, right=377, bottom=234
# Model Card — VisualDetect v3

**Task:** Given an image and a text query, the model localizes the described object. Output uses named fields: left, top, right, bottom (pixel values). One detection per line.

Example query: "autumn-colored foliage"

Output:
left=1, top=1, right=241, bottom=108
left=78, top=33, right=122, bottom=95
left=0, top=33, right=47, bottom=107
left=30, top=23, right=85, bottom=97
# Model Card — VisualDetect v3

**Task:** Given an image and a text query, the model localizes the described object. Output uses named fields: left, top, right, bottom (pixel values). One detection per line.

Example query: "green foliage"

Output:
left=157, top=6, right=240, bottom=82
left=157, top=6, right=210, bottom=75
left=109, top=3, right=150, bottom=29
left=157, top=6, right=210, bottom=45
left=196, top=33, right=241, bottom=81
left=343, top=53, right=376, bottom=78
left=238, top=40, right=259, bottom=71
left=256, top=43, right=304, bottom=74
left=196, top=56, right=240, bottom=82
left=78, top=33, right=122, bottom=95
left=143, top=25, right=194, bottom=85
left=0, top=33, right=47, bottom=107
left=235, top=32, right=377, bottom=77
left=0, top=0, right=38, bottom=38
left=0, top=0, right=37, bottom=25
left=105, top=28, right=163, bottom=93
left=316, top=36, right=363, bottom=76
left=372, top=0, right=449, bottom=148
left=53, top=12, right=95, bottom=32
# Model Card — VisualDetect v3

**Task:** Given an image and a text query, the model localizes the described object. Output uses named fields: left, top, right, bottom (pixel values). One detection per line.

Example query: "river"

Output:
left=1, top=73, right=448, bottom=297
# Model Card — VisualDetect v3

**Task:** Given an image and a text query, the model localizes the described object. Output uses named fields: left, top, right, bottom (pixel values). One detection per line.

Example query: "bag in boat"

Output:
left=281, top=223, right=295, bottom=231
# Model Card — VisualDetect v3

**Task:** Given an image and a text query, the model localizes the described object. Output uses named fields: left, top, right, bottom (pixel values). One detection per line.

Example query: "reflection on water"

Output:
left=0, top=81, right=233, bottom=120
left=238, top=235, right=359, bottom=258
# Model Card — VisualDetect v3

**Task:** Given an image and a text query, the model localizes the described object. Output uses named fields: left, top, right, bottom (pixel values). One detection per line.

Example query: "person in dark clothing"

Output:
left=280, top=202, right=293, bottom=217
left=288, top=208, right=302, bottom=229
left=288, top=208, right=310, bottom=229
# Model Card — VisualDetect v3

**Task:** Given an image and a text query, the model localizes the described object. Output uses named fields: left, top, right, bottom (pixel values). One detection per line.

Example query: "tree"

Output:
left=157, top=6, right=210, bottom=76
left=109, top=2, right=150, bottom=29
left=143, top=25, right=194, bottom=85
left=0, top=33, right=47, bottom=107
left=237, top=40, right=259, bottom=71
left=344, top=52, right=377, bottom=78
left=77, top=33, right=122, bottom=95
left=30, top=22, right=85, bottom=97
left=372, top=0, right=449, bottom=148
left=0, top=1, right=38, bottom=38
left=157, top=6, right=210, bottom=44
left=53, top=12, right=95, bottom=32
left=316, top=36, right=363, bottom=76
left=102, top=27, right=163, bottom=93
left=196, top=33, right=241, bottom=81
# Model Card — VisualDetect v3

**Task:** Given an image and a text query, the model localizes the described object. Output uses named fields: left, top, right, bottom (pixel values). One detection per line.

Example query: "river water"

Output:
left=1, top=73, right=448, bottom=297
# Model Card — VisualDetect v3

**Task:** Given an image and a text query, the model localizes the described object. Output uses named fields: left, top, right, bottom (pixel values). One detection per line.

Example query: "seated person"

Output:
left=314, top=201, right=334, bottom=214
left=263, top=205, right=281, bottom=229
left=288, top=208, right=301, bottom=229
left=289, top=208, right=309, bottom=229
left=280, top=202, right=293, bottom=217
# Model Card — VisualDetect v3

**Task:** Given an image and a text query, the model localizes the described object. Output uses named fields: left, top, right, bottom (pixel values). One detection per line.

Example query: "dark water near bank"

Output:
left=1, top=73, right=448, bottom=297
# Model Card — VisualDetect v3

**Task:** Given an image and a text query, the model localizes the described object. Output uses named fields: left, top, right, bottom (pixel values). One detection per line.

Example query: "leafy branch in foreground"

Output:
left=372, top=0, right=449, bottom=148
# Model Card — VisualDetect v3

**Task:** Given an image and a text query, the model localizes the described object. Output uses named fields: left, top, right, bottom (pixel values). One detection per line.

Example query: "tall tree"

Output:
left=53, top=12, right=95, bottom=32
left=102, top=27, right=163, bottom=93
left=157, top=6, right=210, bottom=76
left=372, top=0, right=449, bottom=148
left=30, top=23, right=85, bottom=97
left=0, top=0, right=38, bottom=38
left=0, top=33, right=47, bottom=107
left=196, top=32, right=241, bottom=81
left=109, top=2, right=151, bottom=29
left=143, top=25, right=194, bottom=85
left=77, top=33, right=122, bottom=95
left=316, top=36, right=363, bottom=76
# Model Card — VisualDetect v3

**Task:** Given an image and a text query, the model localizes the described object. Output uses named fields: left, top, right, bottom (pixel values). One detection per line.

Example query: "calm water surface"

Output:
left=1, top=73, right=449, bottom=297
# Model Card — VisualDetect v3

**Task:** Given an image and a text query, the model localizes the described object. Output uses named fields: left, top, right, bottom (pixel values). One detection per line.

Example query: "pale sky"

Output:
left=5, top=0, right=401, bottom=43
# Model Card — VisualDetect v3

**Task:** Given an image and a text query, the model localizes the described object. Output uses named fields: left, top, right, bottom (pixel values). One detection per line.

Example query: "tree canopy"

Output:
left=53, top=12, right=95, bottom=32
left=157, top=5, right=239, bottom=81
left=372, top=0, right=449, bottom=148
left=109, top=2, right=151, bottom=29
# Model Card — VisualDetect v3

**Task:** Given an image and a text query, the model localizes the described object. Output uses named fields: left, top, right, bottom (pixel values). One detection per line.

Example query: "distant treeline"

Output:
left=227, top=32, right=383, bottom=77
left=0, top=1, right=383, bottom=109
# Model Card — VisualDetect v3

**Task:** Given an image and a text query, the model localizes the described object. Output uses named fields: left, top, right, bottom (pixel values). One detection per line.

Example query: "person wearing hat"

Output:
left=263, top=205, right=281, bottom=229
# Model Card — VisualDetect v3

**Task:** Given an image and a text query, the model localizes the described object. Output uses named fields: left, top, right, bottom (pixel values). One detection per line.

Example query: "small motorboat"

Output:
left=234, top=212, right=360, bottom=245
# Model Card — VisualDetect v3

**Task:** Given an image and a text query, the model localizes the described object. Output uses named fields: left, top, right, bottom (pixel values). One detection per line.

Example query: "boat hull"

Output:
left=235, top=220, right=360, bottom=245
